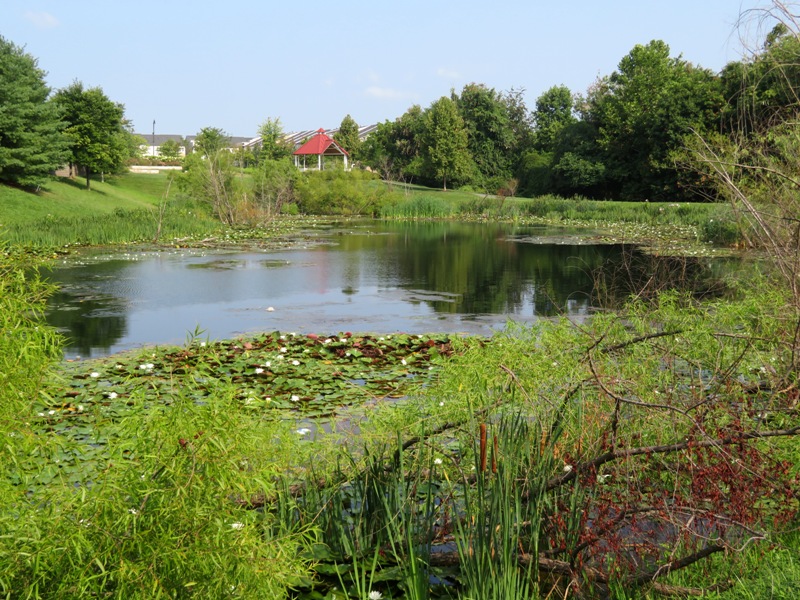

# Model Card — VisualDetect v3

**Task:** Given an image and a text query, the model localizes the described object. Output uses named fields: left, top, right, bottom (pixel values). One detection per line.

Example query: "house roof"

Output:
left=293, top=128, right=349, bottom=156
left=136, top=134, right=184, bottom=146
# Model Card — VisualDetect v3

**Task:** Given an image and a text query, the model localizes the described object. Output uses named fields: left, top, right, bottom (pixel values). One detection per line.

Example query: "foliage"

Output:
left=422, top=96, right=472, bottom=191
left=0, top=35, right=70, bottom=188
left=157, top=138, right=182, bottom=161
left=294, top=169, right=391, bottom=215
left=532, top=84, right=576, bottom=152
left=587, top=40, right=723, bottom=201
left=453, top=83, right=515, bottom=186
left=53, top=81, right=133, bottom=189
left=334, top=114, right=361, bottom=160
left=257, top=117, right=293, bottom=162
left=178, top=127, right=241, bottom=224
left=249, top=158, right=298, bottom=219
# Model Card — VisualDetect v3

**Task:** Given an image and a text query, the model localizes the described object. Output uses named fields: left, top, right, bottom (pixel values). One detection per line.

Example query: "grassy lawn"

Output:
left=0, top=173, right=170, bottom=225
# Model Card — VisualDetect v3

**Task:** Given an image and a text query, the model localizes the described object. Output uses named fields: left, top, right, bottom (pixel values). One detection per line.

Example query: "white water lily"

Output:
left=292, top=360, right=300, bottom=366
left=280, top=347, right=287, bottom=353
left=291, top=395, right=300, bottom=402
left=264, top=361, right=271, bottom=367
left=90, top=372, right=99, bottom=378
left=107, top=392, right=117, bottom=399
left=401, top=359, right=407, bottom=366
left=255, top=367, right=264, bottom=374
left=368, top=591, right=383, bottom=600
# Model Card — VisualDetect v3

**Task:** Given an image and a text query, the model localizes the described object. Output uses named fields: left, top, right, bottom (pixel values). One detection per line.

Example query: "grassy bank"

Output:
left=0, top=173, right=223, bottom=248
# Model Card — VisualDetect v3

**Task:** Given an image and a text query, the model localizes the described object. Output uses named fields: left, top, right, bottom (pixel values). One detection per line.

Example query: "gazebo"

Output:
left=292, top=128, right=349, bottom=171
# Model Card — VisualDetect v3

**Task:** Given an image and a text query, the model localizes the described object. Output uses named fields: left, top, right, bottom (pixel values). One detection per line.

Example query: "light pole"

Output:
left=152, top=120, right=156, bottom=157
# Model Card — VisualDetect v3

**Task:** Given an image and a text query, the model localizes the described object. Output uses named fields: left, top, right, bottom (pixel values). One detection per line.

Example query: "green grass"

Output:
left=0, top=173, right=221, bottom=247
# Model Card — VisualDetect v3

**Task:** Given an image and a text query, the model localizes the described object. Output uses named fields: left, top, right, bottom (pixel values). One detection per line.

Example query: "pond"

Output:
left=43, top=220, right=723, bottom=359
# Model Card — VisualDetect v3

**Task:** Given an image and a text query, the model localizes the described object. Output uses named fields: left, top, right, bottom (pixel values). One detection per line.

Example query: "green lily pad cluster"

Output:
left=23, top=332, right=463, bottom=488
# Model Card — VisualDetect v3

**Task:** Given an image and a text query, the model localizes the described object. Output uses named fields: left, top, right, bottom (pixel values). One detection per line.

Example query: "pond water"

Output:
left=43, top=221, right=719, bottom=359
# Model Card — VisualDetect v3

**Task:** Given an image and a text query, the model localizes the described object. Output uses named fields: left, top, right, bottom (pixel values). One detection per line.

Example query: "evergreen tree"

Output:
left=333, top=114, right=361, bottom=159
left=0, top=35, right=70, bottom=187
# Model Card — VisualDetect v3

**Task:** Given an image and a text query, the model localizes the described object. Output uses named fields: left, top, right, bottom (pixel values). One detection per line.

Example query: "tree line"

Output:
left=345, top=28, right=800, bottom=202
left=3, top=20, right=799, bottom=202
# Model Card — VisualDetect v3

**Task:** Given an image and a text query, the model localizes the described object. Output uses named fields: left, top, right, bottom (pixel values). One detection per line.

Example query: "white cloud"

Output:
left=365, top=86, right=417, bottom=101
left=23, top=11, right=60, bottom=30
left=436, top=67, right=460, bottom=79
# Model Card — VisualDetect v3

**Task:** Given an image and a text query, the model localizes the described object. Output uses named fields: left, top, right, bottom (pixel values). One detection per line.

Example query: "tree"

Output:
left=333, top=114, right=361, bottom=160
left=532, top=85, right=576, bottom=152
left=53, top=81, right=129, bottom=189
left=422, top=96, right=471, bottom=190
left=454, top=83, right=514, bottom=187
left=257, top=117, right=292, bottom=162
left=0, top=36, right=70, bottom=187
left=588, top=40, right=722, bottom=200
left=193, top=126, right=229, bottom=157
left=158, top=139, right=182, bottom=161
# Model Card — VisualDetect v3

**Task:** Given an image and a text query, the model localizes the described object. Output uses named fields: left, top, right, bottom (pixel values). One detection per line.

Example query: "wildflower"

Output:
left=439, top=401, right=445, bottom=406
left=291, top=395, right=300, bottom=402
left=434, top=458, right=443, bottom=465
left=255, top=368, right=264, bottom=374
left=368, top=592, right=383, bottom=600
left=48, top=410, right=55, bottom=415
left=90, top=372, right=99, bottom=378
left=200, top=341, right=206, bottom=347
left=292, top=360, right=300, bottom=366
left=297, top=428, right=311, bottom=435
left=108, top=392, right=117, bottom=399
left=230, top=522, right=244, bottom=530
left=265, top=396, right=271, bottom=402
left=129, top=508, right=139, bottom=515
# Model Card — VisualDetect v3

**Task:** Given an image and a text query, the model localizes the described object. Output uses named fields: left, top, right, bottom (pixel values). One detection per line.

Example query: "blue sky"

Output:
left=1, top=1, right=772, bottom=138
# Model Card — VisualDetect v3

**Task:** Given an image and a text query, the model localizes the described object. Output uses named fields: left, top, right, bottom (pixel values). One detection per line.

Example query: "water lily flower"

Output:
left=48, top=410, right=55, bottom=415
left=90, top=372, right=99, bottom=378
left=266, top=306, right=275, bottom=312
left=291, top=395, right=300, bottom=402
left=255, top=368, right=264, bottom=374
left=280, top=335, right=286, bottom=340
left=78, top=405, right=84, bottom=411
left=107, top=392, right=117, bottom=399
left=116, top=364, right=124, bottom=369
left=292, top=360, right=300, bottom=366
left=264, top=361, right=271, bottom=367
left=230, top=522, right=244, bottom=530
left=280, top=347, right=287, bottom=353
left=401, top=359, right=407, bottom=366
left=368, top=591, right=383, bottom=600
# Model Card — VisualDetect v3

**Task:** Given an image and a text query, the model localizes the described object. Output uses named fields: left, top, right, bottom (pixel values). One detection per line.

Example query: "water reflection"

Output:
left=42, top=221, right=724, bottom=359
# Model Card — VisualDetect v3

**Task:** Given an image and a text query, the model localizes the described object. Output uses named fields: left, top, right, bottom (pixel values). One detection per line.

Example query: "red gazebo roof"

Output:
left=293, top=128, right=349, bottom=156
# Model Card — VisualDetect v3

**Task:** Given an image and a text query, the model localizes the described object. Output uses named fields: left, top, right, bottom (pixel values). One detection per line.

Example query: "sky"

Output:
left=0, top=1, right=777, bottom=138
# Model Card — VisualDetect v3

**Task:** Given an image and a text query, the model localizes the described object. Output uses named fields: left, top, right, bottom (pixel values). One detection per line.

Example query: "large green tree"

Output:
left=0, top=36, right=70, bottom=187
left=532, top=85, right=576, bottom=152
left=53, top=81, right=129, bottom=189
left=422, top=96, right=471, bottom=190
left=589, top=40, right=722, bottom=200
left=454, top=83, right=514, bottom=187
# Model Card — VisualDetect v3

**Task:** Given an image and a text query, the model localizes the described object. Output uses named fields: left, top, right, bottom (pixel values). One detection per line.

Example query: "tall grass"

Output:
left=0, top=207, right=220, bottom=247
